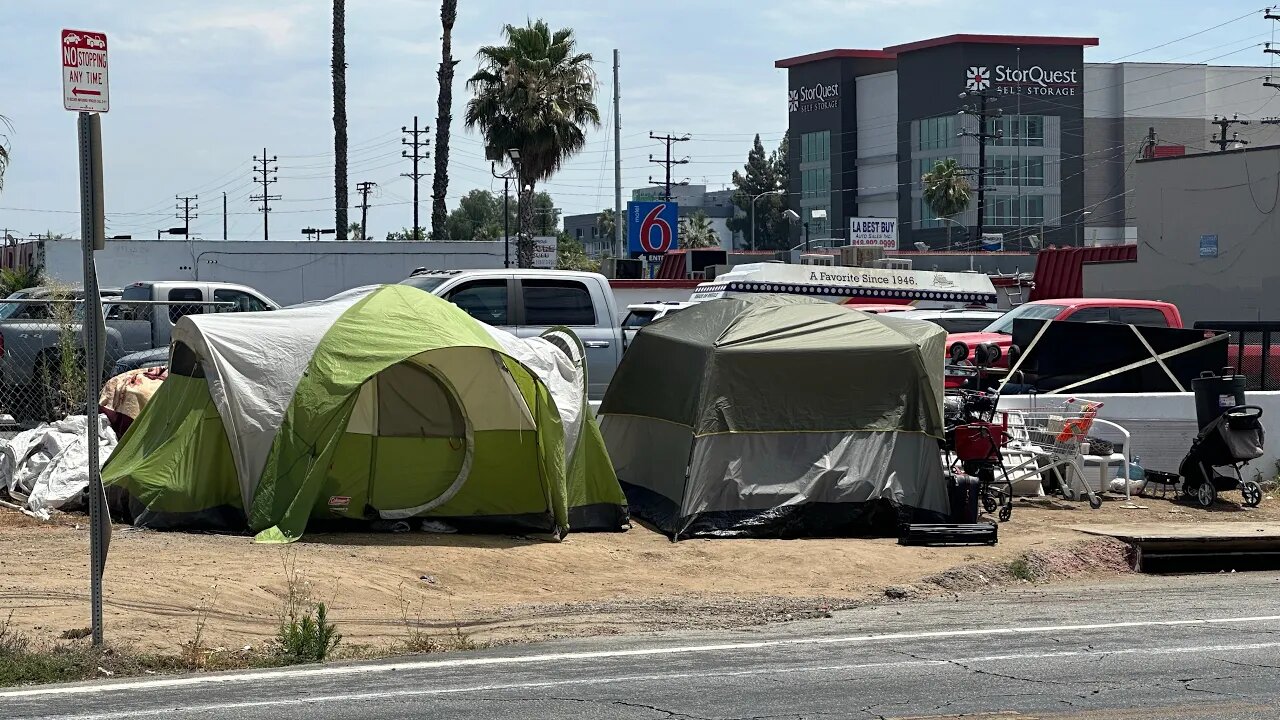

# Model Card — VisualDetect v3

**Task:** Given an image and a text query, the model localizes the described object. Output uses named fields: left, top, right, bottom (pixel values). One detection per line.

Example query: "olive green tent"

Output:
left=599, top=294, right=948, bottom=539
left=103, top=285, right=627, bottom=542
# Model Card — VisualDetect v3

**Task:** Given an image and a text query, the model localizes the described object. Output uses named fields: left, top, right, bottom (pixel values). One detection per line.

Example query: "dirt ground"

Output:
left=1, top=492, right=1277, bottom=655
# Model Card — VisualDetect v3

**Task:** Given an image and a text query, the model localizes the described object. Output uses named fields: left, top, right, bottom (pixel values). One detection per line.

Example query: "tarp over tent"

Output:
left=599, top=294, right=948, bottom=539
left=103, top=285, right=627, bottom=542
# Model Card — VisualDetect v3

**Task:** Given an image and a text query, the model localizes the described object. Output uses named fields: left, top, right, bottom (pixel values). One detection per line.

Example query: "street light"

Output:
left=937, top=217, right=968, bottom=251
left=1077, top=210, right=1092, bottom=246
left=301, top=227, right=336, bottom=241
left=749, top=189, right=785, bottom=252
left=491, top=148, right=520, bottom=268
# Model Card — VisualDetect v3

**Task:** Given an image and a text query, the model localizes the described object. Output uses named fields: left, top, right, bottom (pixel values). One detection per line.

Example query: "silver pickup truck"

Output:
left=400, top=269, right=624, bottom=400
left=0, top=281, right=277, bottom=420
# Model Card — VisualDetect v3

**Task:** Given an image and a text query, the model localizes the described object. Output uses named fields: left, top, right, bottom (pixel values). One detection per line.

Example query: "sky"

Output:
left=0, top=0, right=1274, bottom=242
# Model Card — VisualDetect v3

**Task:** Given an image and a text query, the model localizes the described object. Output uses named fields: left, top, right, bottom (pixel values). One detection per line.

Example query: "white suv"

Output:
left=621, top=301, right=694, bottom=349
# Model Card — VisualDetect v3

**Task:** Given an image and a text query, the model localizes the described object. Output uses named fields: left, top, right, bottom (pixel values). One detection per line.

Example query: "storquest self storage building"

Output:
left=776, top=34, right=1272, bottom=250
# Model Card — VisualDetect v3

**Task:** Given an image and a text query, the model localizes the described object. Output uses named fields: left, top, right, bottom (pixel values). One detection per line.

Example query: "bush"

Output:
left=275, top=602, right=341, bottom=664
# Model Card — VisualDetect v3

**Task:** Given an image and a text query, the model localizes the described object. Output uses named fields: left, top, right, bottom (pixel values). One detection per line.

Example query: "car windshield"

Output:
left=399, top=276, right=448, bottom=293
left=983, top=304, right=1067, bottom=335
left=0, top=292, right=32, bottom=320
left=622, top=310, right=657, bottom=329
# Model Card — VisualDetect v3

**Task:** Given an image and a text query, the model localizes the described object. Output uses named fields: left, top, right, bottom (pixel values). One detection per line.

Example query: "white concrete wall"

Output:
left=1000, top=392, right=1280, bottom=483
left=43, top=239, right=506, bottom=306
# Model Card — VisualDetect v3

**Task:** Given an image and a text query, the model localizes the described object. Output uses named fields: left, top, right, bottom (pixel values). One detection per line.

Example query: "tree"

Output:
left=597, top=207, right=625, bottom=252
left=431, top=0, right=459, bottom=241
left=386, top=228, right=427, bottom=242
left=726, top=134, right=788, bottom=251
left=444, top=189, right=507, bottom=240
left=555, top=232, right=598, bottom=272
left=0, top=114, right=11, bottom=192
left=679, top=211, right=721, bottom=249
left=332, top=1, right=348, bottom=245
left=465, top=20, right=600, bottom=267
left=921, top=158, right=972, bottom=247
left=531, top=191, right=559, bottom=236
left=347, top=222, right=364, bottom=241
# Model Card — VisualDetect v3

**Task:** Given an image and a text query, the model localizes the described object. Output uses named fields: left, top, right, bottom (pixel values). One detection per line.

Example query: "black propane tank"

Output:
left=1192, top=367, right=1247, bottom=430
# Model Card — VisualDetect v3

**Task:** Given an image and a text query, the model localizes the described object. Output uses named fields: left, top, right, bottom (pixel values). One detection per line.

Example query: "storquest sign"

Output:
left=788, top=81, right=839, bottom=113
left=965, top=64, right=1079, bottom=97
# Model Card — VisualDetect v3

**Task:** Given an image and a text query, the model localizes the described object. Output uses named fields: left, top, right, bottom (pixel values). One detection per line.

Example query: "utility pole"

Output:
left=355, top=181, right=376, bottom=241
left=222, top=191, right=228, bottom=240
left=402, top=116, right=430, bottom=241
left=1142, top=127, right=1158, bottom=159
left=250, top=148, right=280, bottom=241
left=175, top=194, right=198, bottom=238
left=613, top=49, right=623, bottom=258
left=648, top=132, right=691, bottom=202
left=959, top=90, right=1002, bottom=247
left=1210, top=114, right=1250, bottom=151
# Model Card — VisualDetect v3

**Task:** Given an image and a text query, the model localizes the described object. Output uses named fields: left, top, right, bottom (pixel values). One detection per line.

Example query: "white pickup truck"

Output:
left=400, top=269, right=624, bottom=400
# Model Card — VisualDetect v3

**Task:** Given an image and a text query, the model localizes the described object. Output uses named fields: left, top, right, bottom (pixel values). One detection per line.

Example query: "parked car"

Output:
left=111, top=346, right=169, bottom=377
left=944, top=298, right=1184, bottom=368
left=894, top=308, right=1004, bottom=334
left=622, top=301, right=694, bottom=349
left=400, top=269, right=623, bottom=400
left=0, top=281, right=277, bottom=421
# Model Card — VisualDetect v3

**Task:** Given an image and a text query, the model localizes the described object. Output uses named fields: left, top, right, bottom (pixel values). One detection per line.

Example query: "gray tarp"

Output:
left=599, top=294, right=948, bottom=538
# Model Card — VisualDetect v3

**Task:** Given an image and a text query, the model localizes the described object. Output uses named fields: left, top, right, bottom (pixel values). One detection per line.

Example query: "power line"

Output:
left=647, top=132, right=690, bottom=201
left=402, top=116, right=431, bottom=241
left=1211, top=114, right=1252, bottom=150
left=175, top=194, right=198, bottom=237
left=250, top=148, right=281, bottom=241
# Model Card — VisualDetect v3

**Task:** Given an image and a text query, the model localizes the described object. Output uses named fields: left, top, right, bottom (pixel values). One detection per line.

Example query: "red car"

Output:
left=943, top=299, right=1184, bottom=387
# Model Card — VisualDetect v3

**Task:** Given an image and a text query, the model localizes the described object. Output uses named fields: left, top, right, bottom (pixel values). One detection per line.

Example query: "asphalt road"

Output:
left=4, top=572, right=1280, bottom=719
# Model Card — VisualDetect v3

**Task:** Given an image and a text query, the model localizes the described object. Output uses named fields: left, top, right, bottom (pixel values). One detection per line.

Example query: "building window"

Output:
left=575, top=228, right=582, bottom=239
left=986, top=195, right=1045, bottom=226
left=987, top=115, right=1045, bottom=147
left=916, top=197, right=948, bottom=230
left=803, top=207, right=829, bottom=235
left=918, top=116, right=958, bottom=151
left=987, top=156, right=1044, bottom=188
left=802, top=167, right=830, bottom=200
left=800, top=130, right=830, bottom=163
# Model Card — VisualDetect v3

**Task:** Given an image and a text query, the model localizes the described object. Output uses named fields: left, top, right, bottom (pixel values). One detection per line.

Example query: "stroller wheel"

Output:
left=982, top=494, right=999, bottom=514
left=998, top=505, right=1012, bottom=523
left=1242, top=480, right=1263, bottom=508
left=1196, top=482, right=1217, bottom=508
left=1088, top=493, right=1103, bottom=510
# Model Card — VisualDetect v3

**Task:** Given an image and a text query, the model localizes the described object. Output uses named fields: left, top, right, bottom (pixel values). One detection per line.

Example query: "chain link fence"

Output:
left=1, top=296, right=232, bottom=428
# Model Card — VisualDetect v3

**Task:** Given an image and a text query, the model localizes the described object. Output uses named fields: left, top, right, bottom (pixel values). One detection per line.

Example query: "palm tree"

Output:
left=431, top=0, right=459, bottom=241
left=0, top=114, right=13, bottom=192
left=597, top=207, right=625, bottom=251
left=679, top=211, right=720, bottom=249
left=922, top=158, right=972, bottom=248
left=465, top=20, right=600, bottom=267
left=347, top=222, right=363, bottom=241
left=332, top=1, right=348, bottom=243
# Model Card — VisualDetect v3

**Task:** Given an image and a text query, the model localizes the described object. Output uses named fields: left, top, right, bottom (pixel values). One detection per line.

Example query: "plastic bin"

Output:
left=1192, top=368, right=1247, bottom=430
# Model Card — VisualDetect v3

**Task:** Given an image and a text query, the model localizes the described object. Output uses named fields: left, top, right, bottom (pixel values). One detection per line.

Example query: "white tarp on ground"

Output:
left=0, top=415, right=117, bottom=520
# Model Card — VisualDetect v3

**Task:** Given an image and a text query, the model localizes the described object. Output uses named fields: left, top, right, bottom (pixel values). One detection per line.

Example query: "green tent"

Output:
left=103, top=285, right=627, bottom=542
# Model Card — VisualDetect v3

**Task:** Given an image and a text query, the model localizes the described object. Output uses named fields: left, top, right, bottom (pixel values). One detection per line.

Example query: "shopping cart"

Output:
left=1000, top=397, right=1118, bottom=509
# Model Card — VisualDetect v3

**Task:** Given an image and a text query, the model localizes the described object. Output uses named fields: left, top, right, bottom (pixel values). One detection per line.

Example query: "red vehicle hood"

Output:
left=945, top=331, right=1011, bottom=352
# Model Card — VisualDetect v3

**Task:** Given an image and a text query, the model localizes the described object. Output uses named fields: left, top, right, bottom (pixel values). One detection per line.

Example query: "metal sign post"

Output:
left=67, top=27, right=111, bottom=648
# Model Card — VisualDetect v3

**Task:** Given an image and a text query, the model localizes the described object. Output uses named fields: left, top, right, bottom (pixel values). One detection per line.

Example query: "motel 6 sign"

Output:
left=627, top=201, right=680, bottom=257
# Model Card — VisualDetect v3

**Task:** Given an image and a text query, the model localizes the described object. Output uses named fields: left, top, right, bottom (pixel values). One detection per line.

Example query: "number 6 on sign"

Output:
left=627, top=201, right=679, bottom=256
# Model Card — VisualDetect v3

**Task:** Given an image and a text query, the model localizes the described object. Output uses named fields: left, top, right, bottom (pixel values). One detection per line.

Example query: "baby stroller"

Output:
left=1179, top=405, right=1266, bottom=508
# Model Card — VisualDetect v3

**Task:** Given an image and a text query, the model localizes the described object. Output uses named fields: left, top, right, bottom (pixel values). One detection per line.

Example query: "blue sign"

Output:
left=1199, top=234, right=1218, bottom=258
left=627, top=201, right=679, bottom=256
